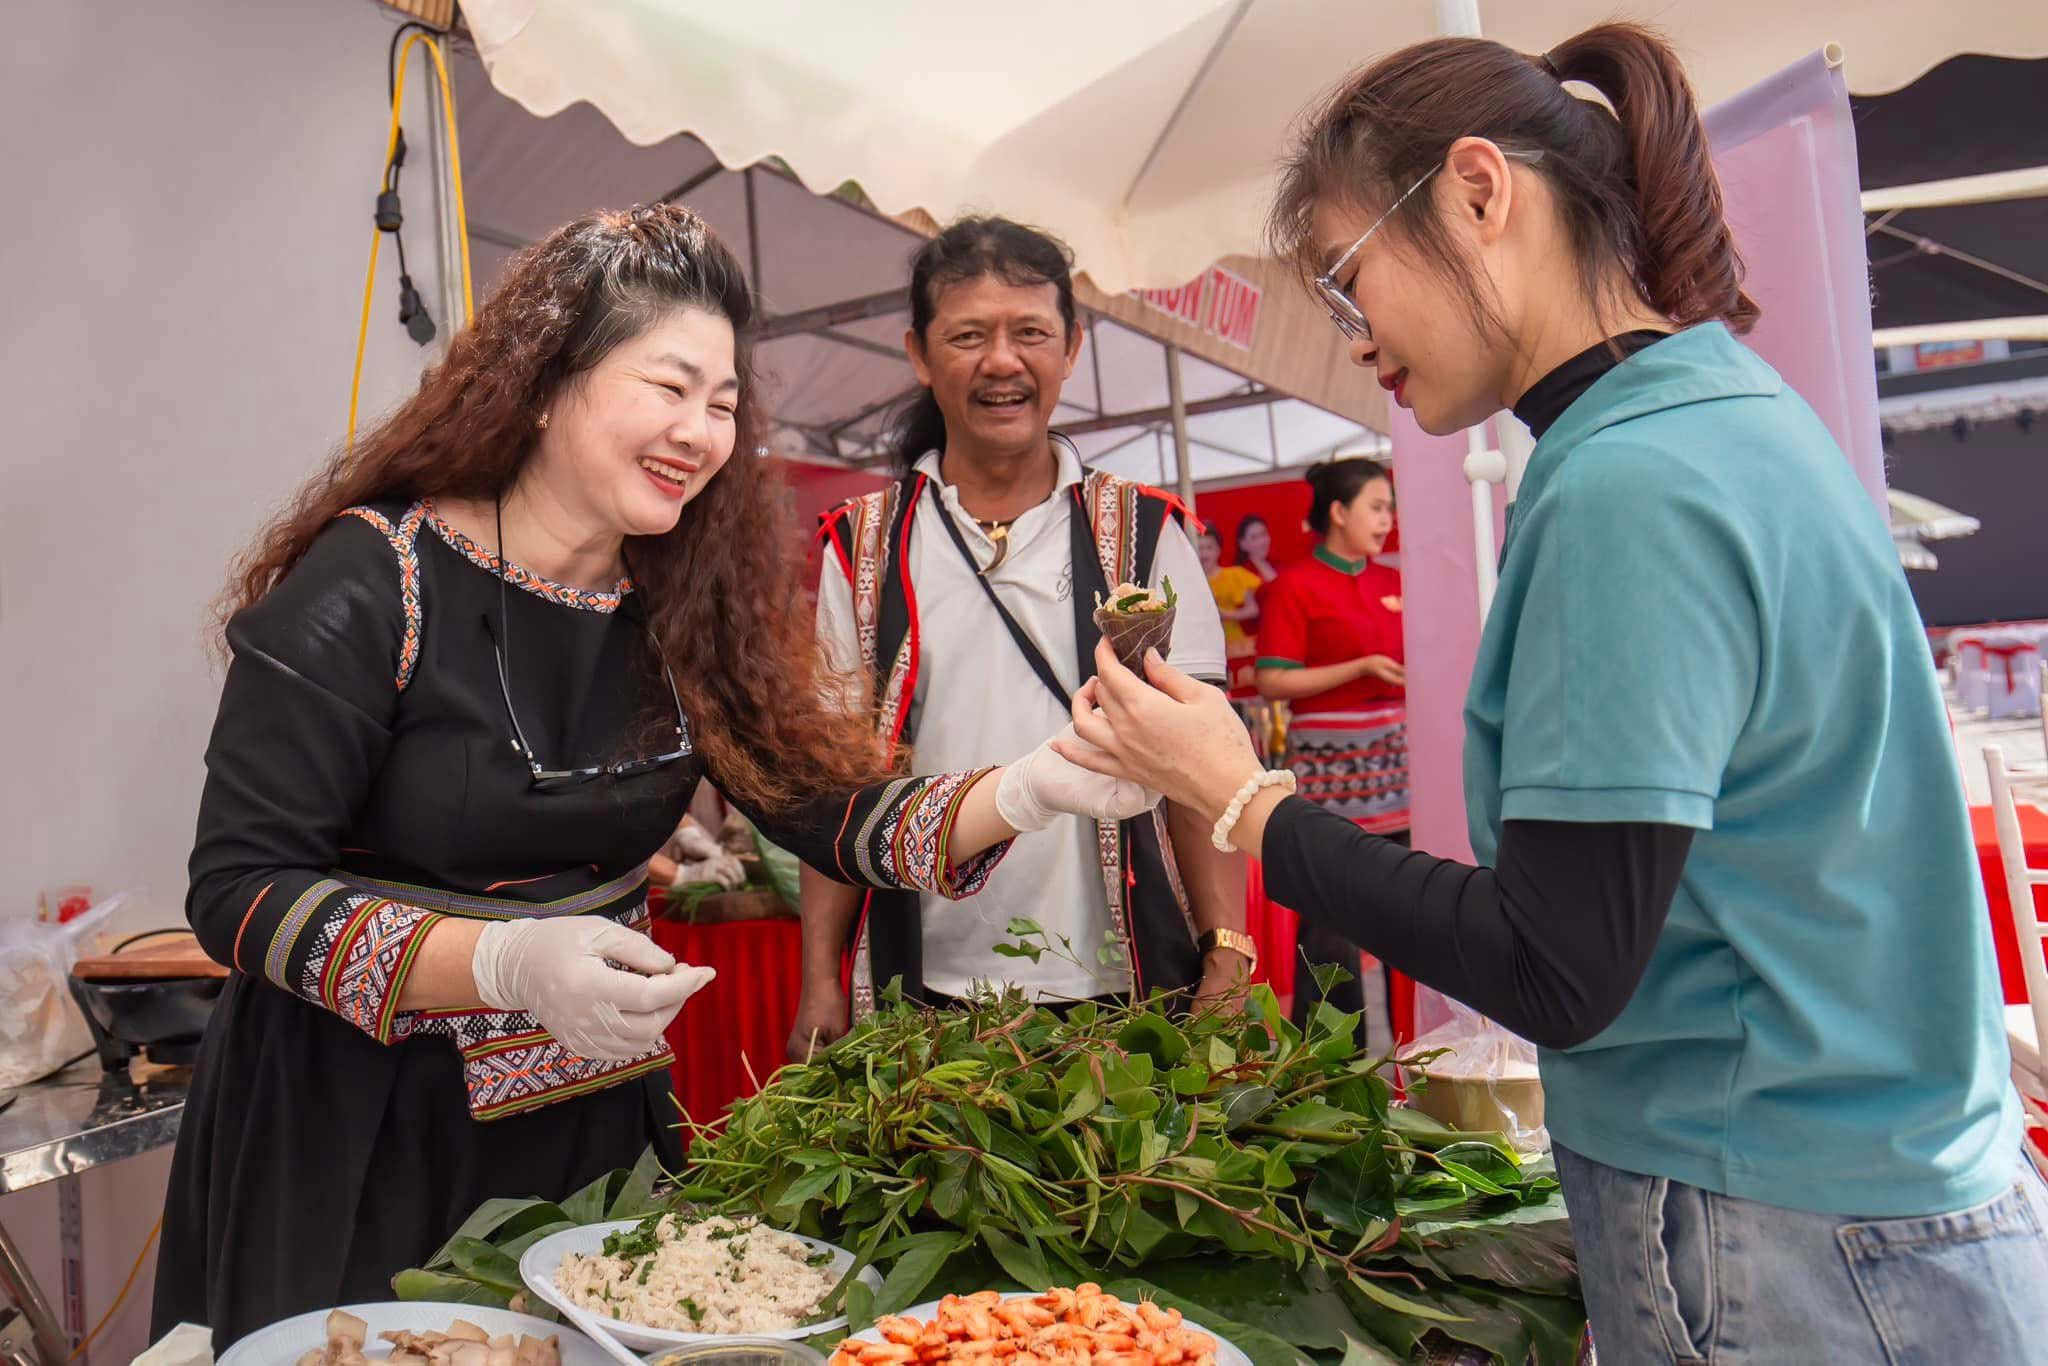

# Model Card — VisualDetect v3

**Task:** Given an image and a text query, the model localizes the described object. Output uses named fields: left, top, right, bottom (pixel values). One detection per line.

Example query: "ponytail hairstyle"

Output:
left=888, top=217, right=1080, bottom=470
left=1269, top=21, right=1759, bottom=338
left=1305, top=458, right=1392, bottom=535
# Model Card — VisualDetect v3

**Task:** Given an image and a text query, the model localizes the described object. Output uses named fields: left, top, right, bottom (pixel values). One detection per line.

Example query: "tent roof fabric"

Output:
left=448, top=52, right=1383, bottom=483
left=1853, top=55, right=2048, bottom=333
left=461, top=0, right=2048, bottom=294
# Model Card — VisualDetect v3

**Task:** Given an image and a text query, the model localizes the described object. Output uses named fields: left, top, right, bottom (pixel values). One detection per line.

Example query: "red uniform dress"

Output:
left=1255, top=547, right=1408, bottom=833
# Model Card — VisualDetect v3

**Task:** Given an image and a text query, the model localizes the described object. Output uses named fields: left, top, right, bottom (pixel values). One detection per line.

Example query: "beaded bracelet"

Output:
left=1211, top=769, right=1298, bottom=851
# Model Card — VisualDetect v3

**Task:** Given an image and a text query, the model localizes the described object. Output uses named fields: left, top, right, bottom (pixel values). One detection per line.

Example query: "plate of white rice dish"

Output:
left=519, top=1214, right=879, bottom=1351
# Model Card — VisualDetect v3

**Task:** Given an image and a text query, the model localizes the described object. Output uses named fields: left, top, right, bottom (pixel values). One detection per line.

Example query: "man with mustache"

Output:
left=794, top=217, right=1250, bottom=1055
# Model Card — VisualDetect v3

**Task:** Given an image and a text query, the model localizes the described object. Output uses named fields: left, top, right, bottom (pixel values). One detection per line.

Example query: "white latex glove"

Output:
left=673, top=850, right=748, bottom=892
left=996, top=723, right=1162, bottom=832
left=471, top=917, right=716, bottom=1061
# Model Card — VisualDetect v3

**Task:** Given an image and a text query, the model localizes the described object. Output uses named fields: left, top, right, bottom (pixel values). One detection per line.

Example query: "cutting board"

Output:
left=73, top=934, right=229, bottom=981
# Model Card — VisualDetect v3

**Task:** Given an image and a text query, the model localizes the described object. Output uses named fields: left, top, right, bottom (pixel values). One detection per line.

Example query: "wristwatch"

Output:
left=1198, top=927, right=1259, bottom=971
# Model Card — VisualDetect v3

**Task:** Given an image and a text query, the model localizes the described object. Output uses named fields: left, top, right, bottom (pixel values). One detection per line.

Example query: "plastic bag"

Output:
left=1404, top=994, right=1549, bottom=1153
left=0, top=891, right=130, bottom=1090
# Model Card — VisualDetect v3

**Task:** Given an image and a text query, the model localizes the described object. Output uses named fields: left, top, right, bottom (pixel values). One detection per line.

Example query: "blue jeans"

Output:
left=1554, top=1143, right=2048, bottom=1363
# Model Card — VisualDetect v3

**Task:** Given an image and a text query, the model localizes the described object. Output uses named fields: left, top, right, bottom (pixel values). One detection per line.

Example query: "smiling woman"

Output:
left=159, top=203, right=1159, bottom=1349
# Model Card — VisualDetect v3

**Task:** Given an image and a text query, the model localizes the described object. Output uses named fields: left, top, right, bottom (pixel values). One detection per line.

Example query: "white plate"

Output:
left=838, top=1296, right=1253, bottom=1366
left=520, top=1219, right=882, bottom=1351
left=218, top=1301, right=613, bottom=1366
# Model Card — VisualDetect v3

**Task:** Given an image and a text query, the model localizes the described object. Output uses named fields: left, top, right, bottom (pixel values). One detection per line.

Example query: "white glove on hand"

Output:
left=996, top=723, right=1161, bottom=833
left=471, top=917, right=716, bottom=1061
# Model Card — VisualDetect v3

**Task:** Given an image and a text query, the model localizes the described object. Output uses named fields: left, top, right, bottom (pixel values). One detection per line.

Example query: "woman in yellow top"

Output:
left=1197, top=526, right=1262, bottom=694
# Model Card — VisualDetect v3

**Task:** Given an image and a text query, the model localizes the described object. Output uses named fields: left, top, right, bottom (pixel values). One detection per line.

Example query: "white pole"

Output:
left=1165, top=344, right=1198, bottom=516
left=1463, top=425, right=1504, bottom=615
left=1434, top=0, right=1501, bottom=616
left=1434, top=0, right=1482, bottom=36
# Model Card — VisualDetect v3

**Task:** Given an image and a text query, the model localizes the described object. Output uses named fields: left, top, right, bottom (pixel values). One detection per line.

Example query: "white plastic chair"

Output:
left=1983, top=745, right=2048, bottom=1178
left=1955, top=634, right=1991, bottom=711
left=1984, top=635, right=2043, bottom=721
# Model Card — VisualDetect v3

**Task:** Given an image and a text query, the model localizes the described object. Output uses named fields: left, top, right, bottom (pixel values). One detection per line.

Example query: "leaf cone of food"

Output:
left=1093, top=580, right=1177, bottom=674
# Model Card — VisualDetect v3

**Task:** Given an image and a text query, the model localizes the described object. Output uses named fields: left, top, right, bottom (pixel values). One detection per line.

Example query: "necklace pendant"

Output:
left=982, top=524, right=1010, bottom=574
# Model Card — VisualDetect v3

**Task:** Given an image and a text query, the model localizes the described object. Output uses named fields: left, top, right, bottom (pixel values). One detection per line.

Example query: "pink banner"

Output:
left=1393, top=48, right=1884, bottom=878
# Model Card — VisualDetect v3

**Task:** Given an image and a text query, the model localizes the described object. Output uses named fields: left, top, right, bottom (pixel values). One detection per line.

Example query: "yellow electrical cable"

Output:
left=347, top=32, right=474, bottom=450
left=66, top=1214, right=162, bottom=1361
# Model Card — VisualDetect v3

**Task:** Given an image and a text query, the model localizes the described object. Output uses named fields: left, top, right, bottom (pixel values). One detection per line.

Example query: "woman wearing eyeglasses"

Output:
left=1059, top=22, right=2046, bottom=1360
left=154, top=204, right=1147, bottom=1349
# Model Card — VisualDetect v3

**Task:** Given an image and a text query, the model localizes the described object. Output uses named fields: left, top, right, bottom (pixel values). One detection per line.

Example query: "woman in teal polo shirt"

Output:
left=1059, top=20, right=2047, bottom=1362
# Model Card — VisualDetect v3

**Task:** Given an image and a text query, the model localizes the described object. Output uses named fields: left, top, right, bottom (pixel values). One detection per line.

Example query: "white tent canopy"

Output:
left=1889, top=488, right=1981, bottom=572
left=462, top=0, right=2048, bottom=294
left=449, top=53, right=1381, bottom=482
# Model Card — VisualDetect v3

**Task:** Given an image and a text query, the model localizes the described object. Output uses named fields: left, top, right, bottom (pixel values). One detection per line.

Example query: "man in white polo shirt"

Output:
left=793, top=217, right=1251, bottom=1053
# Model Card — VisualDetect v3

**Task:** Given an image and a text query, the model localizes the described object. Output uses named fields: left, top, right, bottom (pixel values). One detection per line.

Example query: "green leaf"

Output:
left=1432, top=1283, right=1587, bottom=1366
left=609, top=1144, right=666, bottom=1220
left=777, top=1166, right=841, bottom=1211
left=844, top=1280, right=878, bottom=1335
left=560, top=1170, right=620, bottom=1225
left=1307, top=1142, right=1397, bottom=1236
left=874, top=1231, right=965, bottom=1315
left=1104, top=1197, right=1176, bottom=1261
left=930, top=1152, right=972, bottom=1222
left=1056, top=1058, right=1103, bottom=1124
left=1205, top=1037, right=1238, bottom=1071
left=423, top=1198, right=567, bottom=1270
left=391, top=1268, right=513, bottom=1309
left=1347, top=1272, right=1468, bottom=1324
left=1435, top=1160, right=1512, bottom=1198
left=447, top=1237, right=524, bottom=1295
left=980, top=1228, right=1055, bottom=1291
left=1218, top=1083, right=1278, bottom=1131
left=1169, top=1064, right=1211, bottom=1097
left=1006, top=917, right=1043, bottom=938
left=1383, top=1105, right=1469, bottom=1150
left=1392, top=1198, right=1580, bottom=1297
left=990, top=942, right=1041, bottom=961
left=1437, top=1140, right=1522, bottom=1182
left=1172, top=1189, right=1201, bottom=1228
left=961, top=1102, right=995, bottom=1152
left=1116, top=1014, right=1190, bottom=1067
left=499, top=1220, right=576, bottom=1261
left=984, top=1119, right=1041, bottom=1173
left=1336, top=1333, right=1407, bottom=1366
left=1102, top=1054, right=1157, bottom=1110
left=1270, top=1100, right=1358, bottom=1134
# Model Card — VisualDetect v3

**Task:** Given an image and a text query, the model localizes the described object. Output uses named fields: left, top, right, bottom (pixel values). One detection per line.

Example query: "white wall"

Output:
left=0, top=1, right=450, bottom=1357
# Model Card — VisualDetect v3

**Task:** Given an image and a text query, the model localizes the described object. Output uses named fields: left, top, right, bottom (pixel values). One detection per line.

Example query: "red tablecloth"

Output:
left=650, top=914, right=803, bottom=1129
left=1972, top=802, right=2048, bottom=1006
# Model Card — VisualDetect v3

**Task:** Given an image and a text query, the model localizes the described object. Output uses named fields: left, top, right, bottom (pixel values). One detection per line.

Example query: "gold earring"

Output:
left=537, top=412, right=550, bottom=430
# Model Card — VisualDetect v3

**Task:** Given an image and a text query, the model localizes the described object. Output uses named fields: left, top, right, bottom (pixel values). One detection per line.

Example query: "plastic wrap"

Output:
left=1404, top=996, right=1548, bottom=1154
left=0, top=890, right=128, bottom=1089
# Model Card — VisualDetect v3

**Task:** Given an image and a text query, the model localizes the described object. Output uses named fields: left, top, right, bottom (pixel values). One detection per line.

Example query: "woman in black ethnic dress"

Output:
left=154, top=205, right=1153, bottom=1348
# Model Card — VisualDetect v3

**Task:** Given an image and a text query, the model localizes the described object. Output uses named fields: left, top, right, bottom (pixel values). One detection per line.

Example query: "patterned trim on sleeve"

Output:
left=339, top=502, right=430, bottom=689
left=264, top=877, right=348, bottom=991
left=865, top=767, right=1009, bottom=898
left=295, top=894, right=443, bottom=1045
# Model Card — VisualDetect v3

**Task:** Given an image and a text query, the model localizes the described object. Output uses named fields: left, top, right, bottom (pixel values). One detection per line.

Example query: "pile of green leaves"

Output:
left=403, top=926, right=1583, bottom=1364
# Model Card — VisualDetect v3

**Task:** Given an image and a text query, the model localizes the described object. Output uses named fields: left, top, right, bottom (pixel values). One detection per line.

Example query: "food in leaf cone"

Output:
left=1093, top=579, right=1177, bottom=674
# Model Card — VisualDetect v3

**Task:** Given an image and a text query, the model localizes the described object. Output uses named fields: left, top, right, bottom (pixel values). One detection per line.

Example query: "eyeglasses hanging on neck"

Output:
left=482, top=498, right=691, bottom=792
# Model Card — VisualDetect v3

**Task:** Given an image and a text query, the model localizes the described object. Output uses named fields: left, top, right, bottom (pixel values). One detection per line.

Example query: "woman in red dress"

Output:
left=1253, top=459, right=1405, bottom=1038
